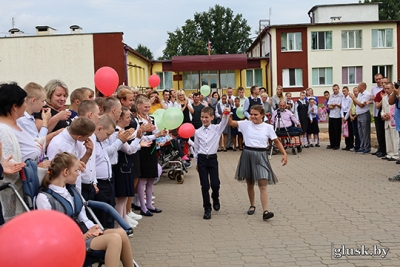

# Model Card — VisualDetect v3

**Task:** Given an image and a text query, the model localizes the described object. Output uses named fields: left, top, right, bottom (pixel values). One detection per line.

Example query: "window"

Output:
left=246, top=69, right=262, bottom=88
left=183, top=71, right=199, bottom=89
left=282, top=68, right=302, bottom=87
left=220, top=70, right=235, bottom=89
left=311, top=31, right=332, bottom=50
left=156, top=72, right=172, bottom=90
left=281, top=32, right=302, bottom=51
left=372, top=65, right=392, bottom=83
left=372, top=29, right=393, bottom=48
left=342, top=30, right=362, bottom=49
left=312, top=68, right=332, bottom=86
left=342, top=67, right=362, bottom=85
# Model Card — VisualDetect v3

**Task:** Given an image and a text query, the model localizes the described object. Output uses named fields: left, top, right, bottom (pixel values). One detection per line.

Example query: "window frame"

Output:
left=183, top=71, right=199, bottom=90
left=342, top=66, right=363, bottom=85
left=281, top=32, right=302, bottom=52
left=282, top=68, right=303, bottom=87
left=341, top=30, right=362, bottom=49
left=246, top=69, right=263, bottom=88
left=156, top=72, right=172, bottom=91
left=311, top=67, right=333, bottom=86
left=372, top=65, right=392, bottom=83
left=372, top=29, right=393, bottom=48
left=311, top=31, right=332, bottom=50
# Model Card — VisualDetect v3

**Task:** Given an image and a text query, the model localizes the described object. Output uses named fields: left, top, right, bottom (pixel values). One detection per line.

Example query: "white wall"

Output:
left=307, top=22, right=397, bottom=96
left=314, top=5, right=379, bottom=23
left=0, top=34, right=95, bottom=104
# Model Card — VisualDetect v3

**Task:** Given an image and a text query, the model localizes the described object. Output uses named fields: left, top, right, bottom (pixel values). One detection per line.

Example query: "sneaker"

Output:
left=355, top=149, right=364, bottom=153
left=363, top=149, right=371, bottom=154
left=184, top=162, right=192, bottom=168
left=349, top=148, right=355, bottom=151
left=127, top=211, right=142, bottom=221
left=126, top=216, right=139, bottom=227
left=388, top=175, right=400, bottom=182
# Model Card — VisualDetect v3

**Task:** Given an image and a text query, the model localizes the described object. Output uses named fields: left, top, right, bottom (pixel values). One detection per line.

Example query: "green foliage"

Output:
left=363, top=0, right=400, bottom=20
left=135, top=44, right=154, bottom=60
left=162, top=4, right=252, bottom=59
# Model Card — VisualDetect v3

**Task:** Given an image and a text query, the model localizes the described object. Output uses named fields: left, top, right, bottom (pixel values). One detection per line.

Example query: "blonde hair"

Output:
left=275, top=85, right=284, bottom=100
left=260, top=92, right=268, bottom=98
left=69, top=117, right=96, bottom=136
left=42, top=152, right=78, bottom=188
left=176, top=89, right=187, bottom=105
left=44, top=79, right=68, bottom=103
left=98, top=114, right=116, bottom=129
left=117, top=88, right=133, bottom=101
left=24, top=82, right=45, bottom=99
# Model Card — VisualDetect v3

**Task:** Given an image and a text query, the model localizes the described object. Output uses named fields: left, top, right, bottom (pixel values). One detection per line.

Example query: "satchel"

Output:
left=120, top=154, right=133, bottom=174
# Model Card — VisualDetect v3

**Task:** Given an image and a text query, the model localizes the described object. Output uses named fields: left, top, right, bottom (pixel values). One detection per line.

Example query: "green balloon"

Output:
left=200, top=85, right=211, bottom=96
left=236, top=107, right=245, bottom=119
left=153, top=108, right=165, bottom=118
left=162, top=107, right=184, bottom=130
left=152, top=114, right=164, bottom=130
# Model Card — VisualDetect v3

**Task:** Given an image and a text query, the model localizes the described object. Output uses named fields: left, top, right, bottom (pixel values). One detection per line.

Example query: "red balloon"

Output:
left=0, top=210, right=86, bottom=267
left=94, top=66, right=119, bottom=96
left=148, top=74, right=161, bottom=88
left=178, top=123, right=195, bottom=138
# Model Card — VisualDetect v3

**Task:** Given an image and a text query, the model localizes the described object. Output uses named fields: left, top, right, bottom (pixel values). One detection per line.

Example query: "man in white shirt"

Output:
left=340, top=86, right=354, bottom=150
left=350, top=82, right=372, bottom=154
left=371, top=73, right=386, bottom=157
left=226, top=87, right=236, bottom=108
left=237, top=87, right=246, bottom=106
left=327, top=84, right=343, bottom=150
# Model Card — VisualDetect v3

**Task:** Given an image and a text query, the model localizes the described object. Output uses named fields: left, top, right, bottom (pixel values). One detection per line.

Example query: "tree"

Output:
left=363, top=0, right=400, bottom=20
left=135, top=44, right=154, bottom=60
left=161, top=5, right=252, bottom=59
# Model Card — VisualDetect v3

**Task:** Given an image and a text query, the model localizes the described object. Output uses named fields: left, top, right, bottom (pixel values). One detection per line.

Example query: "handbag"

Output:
left=342, top=121, right=349, bottom=137
left=120, top=154, right=133, bottom=174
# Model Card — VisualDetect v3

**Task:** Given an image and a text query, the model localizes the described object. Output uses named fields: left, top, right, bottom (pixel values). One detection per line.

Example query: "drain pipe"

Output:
left=124, top=45, right=129, bottom=85
left=266, top=26, right=273, bottom=96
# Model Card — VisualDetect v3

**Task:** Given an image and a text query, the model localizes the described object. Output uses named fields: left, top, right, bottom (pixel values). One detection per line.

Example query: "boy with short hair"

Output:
left=69, top=88, right=91, bottom=119
left=194, top=106, right=230, bottom=219
left=47, top=117, right=96, bottom=191
left=17, top=82, right=51, bottom=138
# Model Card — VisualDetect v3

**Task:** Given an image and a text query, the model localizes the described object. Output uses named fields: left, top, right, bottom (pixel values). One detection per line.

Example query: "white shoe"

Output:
left=127, top=211, right=142, bottom=220
left=126, top=216, right=138, bottom=227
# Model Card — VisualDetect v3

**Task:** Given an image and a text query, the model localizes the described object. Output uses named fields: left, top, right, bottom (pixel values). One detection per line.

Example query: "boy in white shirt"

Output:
left=17, top=82, right=51, bottom=138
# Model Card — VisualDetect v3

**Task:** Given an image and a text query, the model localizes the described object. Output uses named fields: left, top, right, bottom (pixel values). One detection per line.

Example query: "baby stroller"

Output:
left=272, top=111, right=303, bottom=155
left=156, top=138, right=188, bottom=184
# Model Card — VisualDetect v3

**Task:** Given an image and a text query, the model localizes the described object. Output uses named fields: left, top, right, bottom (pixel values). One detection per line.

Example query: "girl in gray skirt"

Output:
left=228, top=105, right=287, bottom=221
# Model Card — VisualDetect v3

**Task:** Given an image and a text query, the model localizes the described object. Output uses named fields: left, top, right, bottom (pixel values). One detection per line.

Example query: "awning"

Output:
left=171, top=54, right=248, bottom=71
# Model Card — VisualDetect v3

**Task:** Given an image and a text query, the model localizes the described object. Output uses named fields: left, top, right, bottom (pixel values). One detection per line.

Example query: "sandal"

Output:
left=263, top=210, right=274, bottom=221
left=247, top=206, right=256, bottom=215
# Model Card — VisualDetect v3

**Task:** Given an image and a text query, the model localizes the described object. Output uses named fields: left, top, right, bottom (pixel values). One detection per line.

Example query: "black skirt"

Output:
left=307, top=119, right=320, bottom=134
left=113, top=153, right=135, bottom=197
left=138, top=141, right=158, bottom=178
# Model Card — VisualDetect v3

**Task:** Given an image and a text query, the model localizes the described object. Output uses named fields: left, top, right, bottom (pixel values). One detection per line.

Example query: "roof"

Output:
left=308, top=2, right=379, bottom=14
left=0, top=31, right=124, bottom=39
left=171, top=54, right=248, bottom=71
left=124, top=44, right=152, bottom=63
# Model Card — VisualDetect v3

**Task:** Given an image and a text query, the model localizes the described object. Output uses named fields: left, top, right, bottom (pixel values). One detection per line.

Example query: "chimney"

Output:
left=35, top=26, right=57, bottom=35
left=70, top=25, right=82, bottom=34
left=8, top=28, right=24, bottom=37
left=330, top=16, right=342, bottom=23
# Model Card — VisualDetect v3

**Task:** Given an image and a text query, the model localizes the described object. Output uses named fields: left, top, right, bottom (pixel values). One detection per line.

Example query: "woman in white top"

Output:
left=228, top=105, right=287, bottom=221
left=36, top=152, right=138, bottom=267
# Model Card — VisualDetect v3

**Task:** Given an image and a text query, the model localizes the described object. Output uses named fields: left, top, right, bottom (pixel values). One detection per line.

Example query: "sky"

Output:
left=0, top=0, right=358, bottom=58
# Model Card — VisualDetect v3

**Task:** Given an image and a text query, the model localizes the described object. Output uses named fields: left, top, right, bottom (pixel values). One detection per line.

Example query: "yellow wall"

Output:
left=127, top=52, right=150, bottom=88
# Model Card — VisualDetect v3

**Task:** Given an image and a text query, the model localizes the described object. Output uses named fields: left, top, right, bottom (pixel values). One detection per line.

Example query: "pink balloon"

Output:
left=178, top=123, right=195, bottom=138
left=148, top=74, right=161, bottom=88
left=94, top=66, right=119, bottom=96
left=0, top=210, right=86, bottom=267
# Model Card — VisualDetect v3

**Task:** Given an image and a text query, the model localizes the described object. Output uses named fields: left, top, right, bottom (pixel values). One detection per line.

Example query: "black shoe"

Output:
left=376, top=153, right=385, bottom=158
left=333, top=147, right=339, bottom=150
left=263, top=210, right=274, bottom=221
left=315, top=144, right=320, bottom=147
left=372, top=151, right=380, bottom=155
left=309, top=144, right=314, bottom=147
left=131, top=204, right=141, bottom=211
left=213, top=200, right=220, bottom=211
left=140, top=210, right=153, bottom=216
left=326, top=145, right=332, bottom=149
left=382, top=157, right=389, bottom=160
left=147, top=207, right=162, bottom=213
left=388, top=158, right=397, bottom=162
left=203, top=209, right=211, bottom=219
left=247, top=206, right=256, bottom=215
left=342, top=147, right=350, bottom=151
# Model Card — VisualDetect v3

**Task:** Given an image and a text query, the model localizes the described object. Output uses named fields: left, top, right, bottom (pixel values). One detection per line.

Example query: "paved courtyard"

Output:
left=131, top=140, right=400, bottom=267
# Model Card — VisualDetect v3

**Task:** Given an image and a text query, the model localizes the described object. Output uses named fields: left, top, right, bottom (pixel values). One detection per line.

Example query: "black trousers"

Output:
left=329, top=117, right=342, bottom=148
left=344, top=113, right=354, bottom=149
left=374, top=114, right=386, bottom=154
left=197, top=154, right=220, bottom=210
left=93, top=179, right=115, bottom=228
left=81, top=183, right=96, bottom=202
